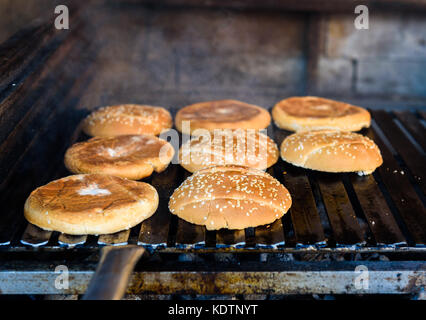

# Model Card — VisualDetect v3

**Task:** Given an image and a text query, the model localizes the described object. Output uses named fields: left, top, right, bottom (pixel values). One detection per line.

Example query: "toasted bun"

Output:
left=24, top=174, right=159, bottom=235
left=169, top=165, right=291, bottom=230
left=179, top=129, right=278, bottom=172
left=280, top=130, right=383, bottom=174
left=272, top=96, right=371, bottom=132
left=175, top=100, right=271, bottom=134
left=64, top=135, right=174, bottom=180
left=82, top=104, right=172, bottom=137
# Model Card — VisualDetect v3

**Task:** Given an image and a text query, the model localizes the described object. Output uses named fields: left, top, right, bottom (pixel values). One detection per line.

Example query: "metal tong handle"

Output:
left=83, top=245, right=145, bottom=300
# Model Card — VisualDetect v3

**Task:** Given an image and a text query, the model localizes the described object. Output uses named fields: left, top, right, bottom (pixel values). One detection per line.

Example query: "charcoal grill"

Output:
left=0, top=3, right=425, bottom=297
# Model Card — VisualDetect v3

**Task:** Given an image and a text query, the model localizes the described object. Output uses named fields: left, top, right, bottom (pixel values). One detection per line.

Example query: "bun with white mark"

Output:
left=64, top=135, right=174, bottom=180
left=82, top=104, right=172, bottom=137
left=168, top=165, right=292, bottom=230
left=24, top=174, right=158, bottom=235
left=175, top=100, right=271, bottom=134
left=179, top=129, right=279, bottom=173
left=272, top=96, right=370, bottom=132
left=280, top=130, right=383, bottom=174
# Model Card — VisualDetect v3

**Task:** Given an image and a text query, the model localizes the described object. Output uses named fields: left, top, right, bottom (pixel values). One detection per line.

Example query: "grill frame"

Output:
left=0, top=109, right=425, bottom=296
left=0, top=8, right=425, bottom=296
left=0, top=111, right=426, bottom=298
left=1, top=258, right=425, bottom=296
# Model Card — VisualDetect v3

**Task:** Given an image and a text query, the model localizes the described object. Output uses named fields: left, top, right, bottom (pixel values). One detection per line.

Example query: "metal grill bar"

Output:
left=0, top=110, right=424, bottom=253
left=216, top=229, right=246, bottom=248
left=394, top=111, right=426, bottom=151
left=315, top=173, right=364, bottom=246
left=348, top=174, right=406, bottom=246
left=98, top=230, right=130, bottom=246
left=254, top=219, right=285, bottom=248
left=20, top=224, right=51, bottom=247
left=368, top=125, right=426, bottom=245
left=58, top=234, right=87, bottom=247
left=282, top=167, right=326, bottom=246
left=138, top=205, right=170, bottom=248
left=372, top=110, right=425, bottom=193
left=175, top=219, right=205, bottom=248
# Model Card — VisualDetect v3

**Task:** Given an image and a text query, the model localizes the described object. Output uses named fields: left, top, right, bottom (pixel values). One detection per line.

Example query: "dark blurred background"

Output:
left=1, top=0, right=425, bottom=110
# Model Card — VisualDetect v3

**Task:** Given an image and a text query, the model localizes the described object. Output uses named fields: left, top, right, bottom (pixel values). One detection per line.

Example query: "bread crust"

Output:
left=82, top=104, right=172, bottom=137
left=179, top=129, right=278, bottom=172
left=280, top=130, right=383, bottom=174
left=24, top=174, right=159, bottom=235
left=64, top=135, right=175, bottom=180
left=169, top=165, right=292, bottom=230
left=272, top=96, right=371, bottom=132
left=175, top=100, right=271, bottom=134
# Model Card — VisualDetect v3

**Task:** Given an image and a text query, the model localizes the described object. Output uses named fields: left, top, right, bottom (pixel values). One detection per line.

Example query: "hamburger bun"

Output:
left=64, top=135, right=175, bottom=180
left=169, top=165, right=292, bottom=230
left=82, top=104, right=172, bottom=137
left=179, top=129, right=278, bottom=172
left=280, top=130, right=383, bottom=175
left=272, top=96, right=370, bottom=132
left=24, top=174, right=159, bottom=235
left=175, top=100, right=271, bottom=134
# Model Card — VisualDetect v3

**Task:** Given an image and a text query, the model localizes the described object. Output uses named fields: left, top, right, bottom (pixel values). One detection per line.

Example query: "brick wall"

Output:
left=79, top=6, right=309, bottom=110
left=316, top=12, right=426, bottom=100
left=1, top=1, right=425, bottom=109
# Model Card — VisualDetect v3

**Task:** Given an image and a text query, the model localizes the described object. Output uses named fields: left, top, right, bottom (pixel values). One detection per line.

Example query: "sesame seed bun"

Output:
left=272, top=96, right=371, bottom=132
left=280, top=130, right=383, bottom=175
left=179, top=129, right=278, bottom=173
left=168, top=165, right=292, bottom=230
left=24, top=174, right=159, bottom=235
left=82, top=104, right=172, bottom=137
left=64, top=135, right=175, bottom=180
left=175, top=100, right=271, bottom=134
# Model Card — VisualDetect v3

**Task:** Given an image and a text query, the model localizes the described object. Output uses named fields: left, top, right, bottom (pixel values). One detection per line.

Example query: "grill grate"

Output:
left=1, top=109, right=424, bottom=253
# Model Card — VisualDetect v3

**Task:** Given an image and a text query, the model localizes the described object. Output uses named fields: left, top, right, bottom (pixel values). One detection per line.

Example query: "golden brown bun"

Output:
left=179, top=129, right=278, bottom=172
left=169, top=165, right=291, bottom=230
left=280, top=130, right=383, bottom=174
left=64, top=135, right=174, bottom=180
left=175, top=100, right=271, bottom=134
left=272, top=96, right=371, bottom=132
left=82, top=104, right=172, bottom=137
left=24, top=174, right=159, bottom=235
